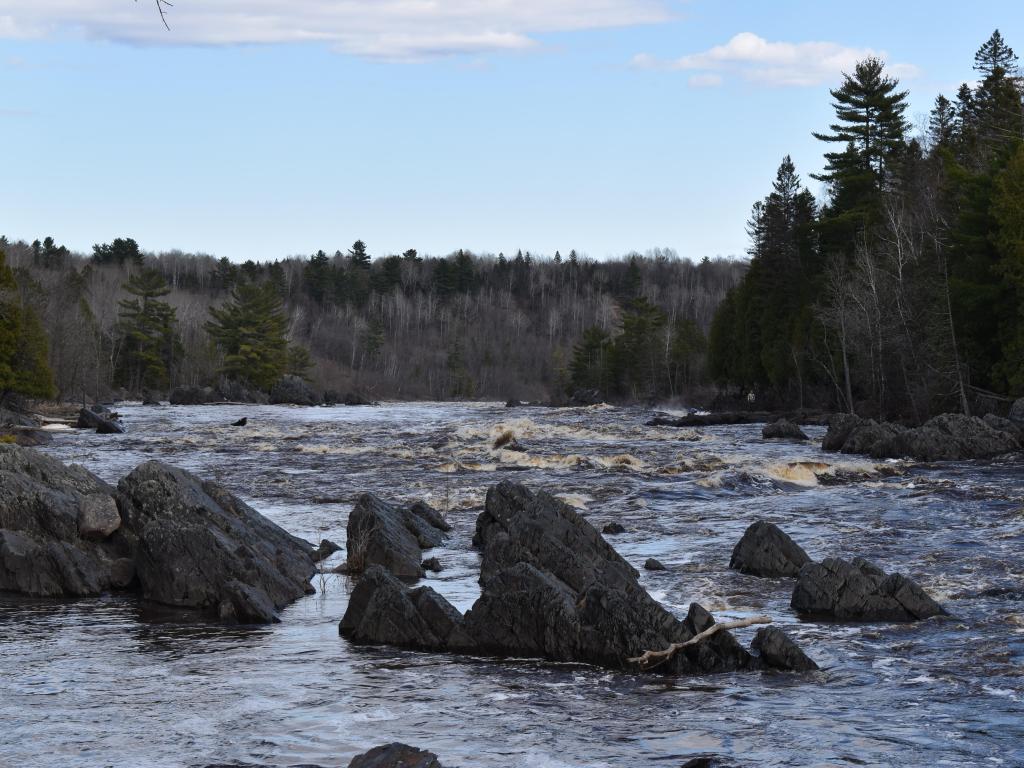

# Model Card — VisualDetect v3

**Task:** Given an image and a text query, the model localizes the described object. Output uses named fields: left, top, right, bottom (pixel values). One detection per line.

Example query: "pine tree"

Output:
left=992, top=143, right=1024, bottom=392
left=0, top=250, right=55, bottom=403
left=206, top=281, right=296, bottom=391
left=568, top=327, right=611, bottom=393
left=92, top=238, right=144, bottom=266
left=974, top=30, right=1018, bottom=78
left=349, top=240, right=371, bottom=270
left=928, top=95, right=957, bottom=149
left=116, top=269, right=181, bottom=392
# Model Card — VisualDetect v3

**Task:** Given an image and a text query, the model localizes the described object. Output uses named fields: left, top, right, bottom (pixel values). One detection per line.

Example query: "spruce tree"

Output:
left=0, top=250, right=55, bottom=403
left=117, top=269, right=181, bottom=392
left=974, top=30, right=1018, bottom=78
left=349, top=240, right=371, bottom=269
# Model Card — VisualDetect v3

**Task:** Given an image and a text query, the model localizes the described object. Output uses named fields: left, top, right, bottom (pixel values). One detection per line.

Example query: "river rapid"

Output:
left=1, top=402, right=1022, bottom=767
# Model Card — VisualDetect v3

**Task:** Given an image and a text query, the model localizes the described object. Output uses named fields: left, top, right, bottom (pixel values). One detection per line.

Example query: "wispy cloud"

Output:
left=0, top=1, right=671, bottom=61
left=633, top=32, right=919, bottom=86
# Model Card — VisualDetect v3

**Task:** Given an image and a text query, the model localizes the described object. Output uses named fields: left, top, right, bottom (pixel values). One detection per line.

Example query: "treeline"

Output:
left=0, top=233, right=744, bottom=404
left=707, top=30, right=1024, bottom=420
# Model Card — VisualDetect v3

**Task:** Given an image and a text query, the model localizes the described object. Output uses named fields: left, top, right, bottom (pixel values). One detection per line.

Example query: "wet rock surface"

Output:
left=729, top=520, right=812, bottom=577
left=345, top=495, right=448, bottom=579
left=761, top=418, right=808, bottom=440
left=169, top=385, right=221, bottom=405
left=791, top=557, right=946, bottom=622
left=347, top=743, right=445, bottom=768
left=751, top=626, right=819, bottom=671
left=823, top=412, right=1020, bottom=460
left=341, top=481, right=815, bottom=675
left=269, top=375, right=321, bottom=406
left=77, top=405, right=125, bottom=434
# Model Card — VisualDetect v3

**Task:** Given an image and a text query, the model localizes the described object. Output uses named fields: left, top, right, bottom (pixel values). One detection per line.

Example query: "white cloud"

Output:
left=0, top=0, right=671, bottom=60
left=635, top=32, right=919, bottom=86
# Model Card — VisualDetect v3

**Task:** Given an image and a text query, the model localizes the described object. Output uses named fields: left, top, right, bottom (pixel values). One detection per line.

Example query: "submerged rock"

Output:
left=729, top=520, right=812, bottom=578
left=822, top=412, right=1019, bottom=461
left=422, top=557, right=443, bottom=573
left=269, top=375, right=320, bottom=406
left=347, top=743, right=444, bottom=768
left=644, top=558, right=667, bottom=571
left=231, top=417, right=248, bottom=427
left=602, top=522, right=626, bottom=535
left=342, top=481, right=817, bottom=675
left=791, top=557, right=946, bottom=622
left=761, top=418, right=808, bottom=440
left=313, top=539, right=341, bottom=563
left=0, top=445, right=134, bottom=596
left=117, top=461, right=316, bottom=623
left=345, top=495, right=448, bottom=579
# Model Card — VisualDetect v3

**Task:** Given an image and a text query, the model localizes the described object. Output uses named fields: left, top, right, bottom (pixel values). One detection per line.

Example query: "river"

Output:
left=1, top=402, right=1022, bottom=767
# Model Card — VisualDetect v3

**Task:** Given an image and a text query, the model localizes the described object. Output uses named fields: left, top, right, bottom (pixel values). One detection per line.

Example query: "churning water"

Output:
left=1, top=402, right=1022, bottom=767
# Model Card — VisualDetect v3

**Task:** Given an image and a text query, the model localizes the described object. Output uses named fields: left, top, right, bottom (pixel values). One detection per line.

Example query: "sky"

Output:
left=1, top=1, right=1021, bottom=263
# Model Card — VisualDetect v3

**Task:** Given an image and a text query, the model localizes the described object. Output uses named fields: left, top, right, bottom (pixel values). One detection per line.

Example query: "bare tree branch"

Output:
left=137, top=0, right=173, bottom=31
left=627, top=615, right=773, bottom=670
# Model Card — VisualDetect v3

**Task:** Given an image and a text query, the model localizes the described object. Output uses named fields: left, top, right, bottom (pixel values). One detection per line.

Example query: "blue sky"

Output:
left=1, top=1, right=1020, bottom=263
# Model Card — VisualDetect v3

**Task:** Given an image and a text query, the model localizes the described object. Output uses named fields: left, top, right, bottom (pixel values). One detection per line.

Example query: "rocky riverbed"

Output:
left=1, top=402, right=1022, bottom=767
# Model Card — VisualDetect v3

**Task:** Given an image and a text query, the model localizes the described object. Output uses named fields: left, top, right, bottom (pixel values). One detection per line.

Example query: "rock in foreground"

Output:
left=791, top=557, right=946, bottom=622
left=344, top=495, right=448, bottom=579
left=348, top=743, right=444, bottom=768
left=341, top=481, right=816, bottom=675
left=730, top=520, right=812, bottom=577
left=118, top=461, right=317, bottom=622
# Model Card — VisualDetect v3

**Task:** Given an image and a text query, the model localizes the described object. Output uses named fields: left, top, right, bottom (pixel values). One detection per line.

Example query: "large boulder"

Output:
left=0, top=444, right=134, bottom=596
left=342, top=481, right=817, bottom=675
left=117, top=461, right=316, bottom=622
left=823, top=412, right=1019, bottom=461
left=791, top=557, right=946, bottom=622
left=1009, top=398, right=1024, bottom=425
left=217, top=378, right=270, bottom=404
left=729, top=521, right=812, bottom=578
left=169, top=385, right=219, bottom=405
left=345, top=495, right=448, bottom=579
left=269, top=375, right=320, bottom=406
left=761, top=419, right=808, bottom=440
left=347, top=744, right=444, bottom=768
left=983, top=413, right=1022, bottom=443
left=751, top=626, right=819, bottom=671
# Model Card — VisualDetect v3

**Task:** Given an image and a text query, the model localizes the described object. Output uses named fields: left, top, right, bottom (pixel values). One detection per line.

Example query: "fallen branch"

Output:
left=626, top=615, right=773, bottom=670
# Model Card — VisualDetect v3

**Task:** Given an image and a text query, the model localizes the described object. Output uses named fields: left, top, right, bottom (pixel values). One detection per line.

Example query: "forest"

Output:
left=1, top=30, right=1021, bottom=418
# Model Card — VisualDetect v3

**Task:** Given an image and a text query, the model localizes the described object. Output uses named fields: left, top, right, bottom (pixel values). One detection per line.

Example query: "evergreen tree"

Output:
left=349, top=240, right=371, bottom=270
left=206, top=282, right=300, bottom=391
left=0, top=250, right=55, bottom=402
left=992, top=142, right=1024, bottom=392
left=928, top=95, right=957, bottom=149
left=568, top=327, right=611, bottom=393
left=116, top=269, right=181, bottom=392
left=974, top=30, right=1018, bottom=78
left=304, top=250, right=333, bottom=304
left=92, top=238, right=144, bottom=267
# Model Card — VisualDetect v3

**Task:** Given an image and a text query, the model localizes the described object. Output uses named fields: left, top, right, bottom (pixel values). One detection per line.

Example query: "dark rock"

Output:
left=761, top=418, right=808, bottom=440
left=644, top=558, right=667, bottom=571
left=1010, top=397, right=1024, bottom=425
left=77, top=405, right=125, bottom=434
left=269, top=375, right=320, bottom=406
left=422, top=557, right=443, bottom=573
left=751, top=626, right=818, bottom=671
left=649, top=411, right=821, bottom=428
left=0, top=407, right=37, bottom=429
left=322, top=390, right=341, bottom=406
left=345, top=495, right=447, bottom=579
left=169, top=385, right=219, bottom=405
left=216, top=378, right=269, bottom=404
left=823, top=412, right=1019, bottom=461
left=231, top=417, right=248, bottom=427
left=602, top=522, right=626, bottom=535
left=342, top=392, right=375, bottom=406
left=117, top=461, right=316, bottom=623
left=568, top=388, right=602, bottom=406
left=141, top=390, right=163, bottom=406
left=313, top=539, right=341, bottom=563
left=791, top=557, right=946, bottom=622
left=505, top=398, right=524, bottom=408
left=679, top=755, right=741, bottom=768
left=0, top=444, right=133, bottom=596
left=347, top=743, right=444, bottom=768
left=729, top=520, right=811, bottom=578
left=983, top=414, right=1022, bottom=443
left=339, top=565, right=467, bottom=651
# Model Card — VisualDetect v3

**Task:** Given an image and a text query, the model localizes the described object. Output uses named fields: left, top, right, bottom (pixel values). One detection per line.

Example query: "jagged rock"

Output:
left=983, top=413, right=1022, bottom=443
left=791, top=557, right=946, bottom=622
left=823, top=412, right=1019, bottom=461
left=729, top=520, right=812, bottom=578
left=422, top=557, right=443, bottom=573
left=751, top=626, right=818, bottom=671
left=602, top=522, right=626, bottom=535
left=77, top=405, right=125, bottom=434
left=761, top=418, right=808, bottom=440
left=644, top=558, right=667, bottom=571
left=339, top=565, right=468, bottom=650
left=169, top=385, right=219, bottom=405
left=0, top=444, right=134, bottom=596
left=216, top=379, right=269, bottom=404
left=313, top=539, right=341, bottom=563
left=345, top=495, right=447, bottom=579
left=347, top=743, right=444, bottom=768
left=268, top=375, right=320, bottom=406
left=231, top=417, right=248, bottom=427
left=117, top=461, right=316, bottom=623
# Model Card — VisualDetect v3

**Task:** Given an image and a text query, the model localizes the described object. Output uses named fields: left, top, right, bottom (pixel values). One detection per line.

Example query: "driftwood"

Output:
left=626, top=615, right=773, bottom=670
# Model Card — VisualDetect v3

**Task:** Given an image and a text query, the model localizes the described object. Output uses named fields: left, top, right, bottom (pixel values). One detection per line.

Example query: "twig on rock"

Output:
left=626, top=615, right=773, bottom=670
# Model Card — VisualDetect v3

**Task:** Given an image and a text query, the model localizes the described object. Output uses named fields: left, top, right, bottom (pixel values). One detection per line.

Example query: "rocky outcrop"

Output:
left=313, top=539, right=341, bottom=563
left=983, top=413, right=1022, bottom=442
left=729, top=521, right=812, bottom=578
left=751, top=626, right=818, bottom=671
left=76, top=405, right=125, bottom=434
left=347, top=743, right=444, bottom=768
left=0, top=445, right=135, bottom=596
left=269, top=375, right=320, bottom=406
left=1009, top=398, right=1024, bottom=425
left=216, top=378, right=270, bottom=404
left=822, top=412, right=1019, bottom=461
left=649, top=411, right=830, bottom=428
left=644, top=558, right=667, bottom=571
left=117, top=461, right=316, bottom=623
left=341, top=481, right=816, bottom=675
left=791, top=557, right=946, bottom=622
left=344, top=495, right=448, bottom=579
left=169, top=385, right=220, bottom=405
left=761, top=419, right=808, bottom=440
